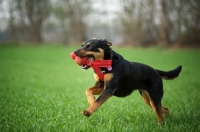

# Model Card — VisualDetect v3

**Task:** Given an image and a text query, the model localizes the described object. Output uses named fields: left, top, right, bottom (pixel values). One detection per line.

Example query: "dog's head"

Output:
left=74, top=38, right=112, bottom=69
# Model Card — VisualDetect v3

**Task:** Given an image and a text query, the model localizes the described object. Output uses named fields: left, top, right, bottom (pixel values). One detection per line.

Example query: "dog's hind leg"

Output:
left=161, top=106, right=169, bottom=117
left=140, top=90, right=151, bottom=108
left=149, top=97, right=164, bottom=125
left=140, top=89, right=165, bottom=125
left=140, top=90, right=169, bottom=117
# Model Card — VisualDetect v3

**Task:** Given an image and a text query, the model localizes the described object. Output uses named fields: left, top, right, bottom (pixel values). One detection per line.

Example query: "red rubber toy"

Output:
left=70, top=52, right=88, bottom=66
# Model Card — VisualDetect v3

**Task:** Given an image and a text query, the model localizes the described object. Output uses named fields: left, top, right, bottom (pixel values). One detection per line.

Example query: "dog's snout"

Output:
left=74, top=49, right=80, bottom=55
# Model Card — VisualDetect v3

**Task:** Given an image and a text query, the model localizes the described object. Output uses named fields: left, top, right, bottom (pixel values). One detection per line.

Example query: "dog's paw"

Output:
left=82, top=110, right=91, bottom=117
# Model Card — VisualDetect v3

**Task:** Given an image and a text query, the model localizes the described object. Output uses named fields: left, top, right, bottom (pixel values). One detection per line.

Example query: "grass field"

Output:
left=0, top=45, right=200, bottom=132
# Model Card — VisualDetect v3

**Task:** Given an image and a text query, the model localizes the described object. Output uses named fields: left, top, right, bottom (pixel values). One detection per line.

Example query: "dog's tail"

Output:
left=156, top=66, right=182, bottom=80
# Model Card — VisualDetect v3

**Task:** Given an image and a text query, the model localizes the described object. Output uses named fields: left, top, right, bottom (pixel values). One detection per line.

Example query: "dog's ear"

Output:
left=107, top=41, right=112, bottom=47
left=100, top=39, right=112, bottom=59
left=100, top=39, right=112, bottom=47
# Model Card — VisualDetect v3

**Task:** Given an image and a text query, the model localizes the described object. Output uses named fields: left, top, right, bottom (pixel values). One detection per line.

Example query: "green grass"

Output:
left=0, top=45, right=200, bottom=132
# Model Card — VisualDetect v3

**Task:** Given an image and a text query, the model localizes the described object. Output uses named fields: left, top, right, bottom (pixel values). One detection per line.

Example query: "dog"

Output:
left=73, top=38, right=182, bottom=125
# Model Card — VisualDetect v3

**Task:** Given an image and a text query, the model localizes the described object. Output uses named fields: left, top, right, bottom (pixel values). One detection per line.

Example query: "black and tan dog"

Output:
left=74, top=38, right=182, bottom=125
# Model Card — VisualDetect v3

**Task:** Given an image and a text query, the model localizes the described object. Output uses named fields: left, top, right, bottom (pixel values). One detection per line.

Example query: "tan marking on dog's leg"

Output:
left=82, top=89, right=113, bottom=117
left=141, top=90, right=169, bottom=120
left=141, top=90, right=152, bottom=108
left=149, top=98, right=164, bottom=125
left=86, top=86, right=103, bottom=106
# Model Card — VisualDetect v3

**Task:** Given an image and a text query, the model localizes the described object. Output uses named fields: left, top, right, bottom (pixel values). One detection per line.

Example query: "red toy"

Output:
left=70, top=52, right=112, bottom=81
left=70, top=52, right=88, bottom=66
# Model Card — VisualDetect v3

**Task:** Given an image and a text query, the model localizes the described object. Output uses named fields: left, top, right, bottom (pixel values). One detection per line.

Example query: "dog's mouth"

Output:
left=75, top=48, right=105, bottom=70
left=82, top=56, right=95, bottom=70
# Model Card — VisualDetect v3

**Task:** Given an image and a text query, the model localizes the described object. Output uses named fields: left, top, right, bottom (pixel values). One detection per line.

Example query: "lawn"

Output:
left=0, top=45, right=200, bottom=132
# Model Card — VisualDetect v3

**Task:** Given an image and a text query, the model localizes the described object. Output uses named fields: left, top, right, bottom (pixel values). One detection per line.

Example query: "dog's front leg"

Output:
left=82, top=88, right=114, bottom=117
left=85, top=86, right=103, bottom=106
left=85, top=81, right=104, bottom=106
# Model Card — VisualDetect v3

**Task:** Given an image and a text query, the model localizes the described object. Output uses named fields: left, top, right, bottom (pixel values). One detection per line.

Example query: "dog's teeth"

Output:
left=89, top=57, right=93, bottom=61
left=82, top=65, right=86, bottom=70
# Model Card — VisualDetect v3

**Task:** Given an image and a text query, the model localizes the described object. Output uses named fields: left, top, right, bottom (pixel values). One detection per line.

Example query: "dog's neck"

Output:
left=104, top=48, right=113, bottom=60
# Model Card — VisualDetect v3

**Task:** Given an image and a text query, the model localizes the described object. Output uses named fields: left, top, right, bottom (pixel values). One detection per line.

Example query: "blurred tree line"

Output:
left=0, top=0, right=199, bottom=47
